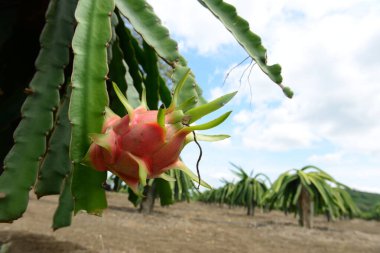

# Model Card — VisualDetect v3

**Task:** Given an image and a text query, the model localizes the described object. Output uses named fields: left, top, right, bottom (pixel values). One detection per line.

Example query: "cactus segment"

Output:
left=69, top=0, right=115, bottom=214
left=34, top=87, right=72, bottom=198
left=109, top=27, right=129, bottom=117
left=0, top=0, right=77, bottom=222
left=52, top=171, right=74, bottom=230
left=115, top=0, right=180, bottom=64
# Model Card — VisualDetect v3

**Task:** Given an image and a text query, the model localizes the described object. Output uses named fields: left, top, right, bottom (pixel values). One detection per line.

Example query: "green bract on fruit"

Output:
left=87, top=71, right=236, bottom=193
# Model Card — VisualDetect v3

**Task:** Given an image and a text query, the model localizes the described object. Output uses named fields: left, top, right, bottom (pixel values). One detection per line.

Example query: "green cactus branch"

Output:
left=69, top=0, right=115, bottom=214
left=114, top=1, right=206, bottom=108
left=172, top=65, right=206, bottom=109
left=142, top=41, right=160, bottom=110
left=114, top=1, right=207, bottom=109
left=158, top=75, right=172, bottom=107
left=114, top=11, right=144, bottom=96
left=34, top=88, right=72, bottom=198
left=109, top=33, right=129, bottom=116
left=107, top=12, right=119, bottom=64
left=115, top=0, right=180, bottom=65
left=52, top=170, right=74, bottom=230
left=198, top=0, right=293, bottom=98
left=155, top=178, right=174, bottom=206
left=0, top=0, right=77, bottom=222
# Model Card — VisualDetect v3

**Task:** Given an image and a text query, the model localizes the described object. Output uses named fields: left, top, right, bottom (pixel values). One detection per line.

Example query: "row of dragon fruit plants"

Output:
left=197, top=164, right=360, bottom=229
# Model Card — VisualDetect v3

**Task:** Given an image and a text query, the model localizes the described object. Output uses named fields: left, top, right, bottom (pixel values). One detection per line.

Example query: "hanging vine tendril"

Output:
left=182, top=117, right=203, bottom=189
left=191, top=130, right=203, bottom=189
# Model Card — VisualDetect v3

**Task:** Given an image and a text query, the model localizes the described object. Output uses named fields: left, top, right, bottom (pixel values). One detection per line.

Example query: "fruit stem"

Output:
left=191, top=130, right=203, bottom=189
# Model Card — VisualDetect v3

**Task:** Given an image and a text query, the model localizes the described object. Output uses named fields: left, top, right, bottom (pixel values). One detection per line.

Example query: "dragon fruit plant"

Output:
left=0, top=0, right=293, bottom=230
left=88, top=71, right=236, bottom=193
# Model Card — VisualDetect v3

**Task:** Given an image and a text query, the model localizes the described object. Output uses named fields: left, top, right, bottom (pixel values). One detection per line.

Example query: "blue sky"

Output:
left=148, top=0, right=380, bottom=193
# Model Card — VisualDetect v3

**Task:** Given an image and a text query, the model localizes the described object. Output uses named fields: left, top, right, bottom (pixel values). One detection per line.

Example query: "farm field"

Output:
left=0, top=192, right=379, bottom=253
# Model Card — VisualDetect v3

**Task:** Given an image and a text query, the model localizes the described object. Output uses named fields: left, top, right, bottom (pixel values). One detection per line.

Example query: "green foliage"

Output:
left=349, top=190, right=380, bottom=220
left=373, top=203, right=380, bottom=220
left=349, top=189, right=380, bottom=212
left=0, top=0, right=293, bottom=229
left=198, top=164, right=270, bottom=216
left=266, top=166, right=360, bottom=221
left=108, top=23, right=128, bottom=116
left=329, top=187, right=360, bottom=218
left=115, top=0, right=180, bottom=64
left=52, top=171, right=74, bottom=230
left=0, top=0, right=77, bottom=222
left=154, top=168, right=198, bottom=206
left=114, top=11, right=143, bottom=96
left=229, top=164, right=270, bottom=214
left=112, top=168, right=197, bottom=207
left=69, top=0, right=114, bottom=215
left=34, top=88, right=72, bottom=198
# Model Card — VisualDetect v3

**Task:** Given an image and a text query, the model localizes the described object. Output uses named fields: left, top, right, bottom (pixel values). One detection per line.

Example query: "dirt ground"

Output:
left=0, top=192, right=379, bottom=253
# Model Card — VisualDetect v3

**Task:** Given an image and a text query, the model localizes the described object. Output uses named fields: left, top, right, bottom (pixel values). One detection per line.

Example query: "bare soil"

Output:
left=1, top=192, right=379, bottom=253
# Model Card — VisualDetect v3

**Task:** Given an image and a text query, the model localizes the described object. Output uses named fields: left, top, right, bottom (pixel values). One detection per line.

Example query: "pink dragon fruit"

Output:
left=88, top=71, right=236, bottom=193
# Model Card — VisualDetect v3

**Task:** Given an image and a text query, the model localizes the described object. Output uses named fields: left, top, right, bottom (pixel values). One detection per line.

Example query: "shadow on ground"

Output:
left=0, top=231, right=93, bottom=253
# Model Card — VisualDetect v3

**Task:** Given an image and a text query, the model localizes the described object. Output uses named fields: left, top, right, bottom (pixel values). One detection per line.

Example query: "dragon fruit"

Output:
left=87, top=71, right=236, bottom=193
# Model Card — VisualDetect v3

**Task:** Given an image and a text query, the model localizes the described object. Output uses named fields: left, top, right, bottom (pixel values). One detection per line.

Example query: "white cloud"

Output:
left=307, top=152, right=343, bottom=164
left=231, top=106, right=319, bottom=151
